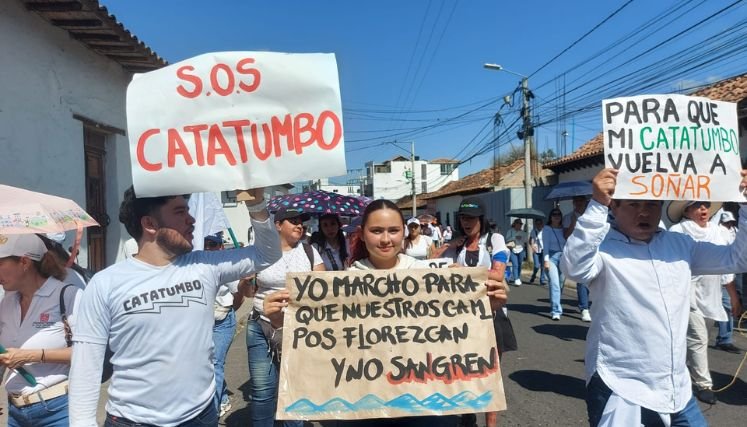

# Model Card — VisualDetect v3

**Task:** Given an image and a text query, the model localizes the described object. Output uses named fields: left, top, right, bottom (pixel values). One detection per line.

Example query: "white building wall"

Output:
left=369, top=160, right=459, bottom=200
left=221, top=186, right=292, bottom=246
left=0, top=1, right=135, bottom=268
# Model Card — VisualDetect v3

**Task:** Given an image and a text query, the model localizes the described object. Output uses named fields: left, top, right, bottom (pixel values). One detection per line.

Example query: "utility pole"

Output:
left=392, top=141, right=417, bottom=217
left=484, top=63, right=533, bottom=209
left=411, top=140, right=417, bottom=217
left=520, top=77, right=533, bottom=210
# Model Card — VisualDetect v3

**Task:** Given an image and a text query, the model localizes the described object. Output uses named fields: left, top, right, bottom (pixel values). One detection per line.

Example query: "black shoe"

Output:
left=695, top=388, right=717, bottom=404
left=715, top=343, right=742, bottom=354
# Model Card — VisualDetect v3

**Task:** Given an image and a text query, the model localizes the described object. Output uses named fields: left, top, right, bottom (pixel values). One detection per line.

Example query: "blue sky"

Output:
left=106, top=0, right=747, bottom=183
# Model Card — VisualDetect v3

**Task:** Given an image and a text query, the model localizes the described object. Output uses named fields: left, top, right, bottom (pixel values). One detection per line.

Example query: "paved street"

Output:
left=2, top=280, right=743, bottom=426
left=219, top=281, right=747, bottom=427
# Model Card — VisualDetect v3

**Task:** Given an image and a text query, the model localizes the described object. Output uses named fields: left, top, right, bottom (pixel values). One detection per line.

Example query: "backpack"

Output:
left=60, top=284, right=114, bottom=383
left=456, top=232, right=493, bottom=258
left=301, top=242, right=315, bottom=268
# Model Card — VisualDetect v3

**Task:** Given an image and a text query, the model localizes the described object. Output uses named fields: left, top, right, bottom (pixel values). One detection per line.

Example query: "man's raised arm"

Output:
left=561, top=169, right=618, bottom=284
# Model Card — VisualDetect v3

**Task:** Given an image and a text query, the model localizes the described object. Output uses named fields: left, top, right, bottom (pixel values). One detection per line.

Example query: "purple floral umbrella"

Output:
left=268, top=190, right=371, bottom=217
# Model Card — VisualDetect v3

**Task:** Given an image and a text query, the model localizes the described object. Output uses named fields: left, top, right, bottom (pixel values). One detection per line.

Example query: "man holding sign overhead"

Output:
left=562, top=95, right=747, bottom=426
left=69, top=187, right=280, bottom=426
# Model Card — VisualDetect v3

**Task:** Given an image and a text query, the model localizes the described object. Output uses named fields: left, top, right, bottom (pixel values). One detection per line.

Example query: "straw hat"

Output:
left=666, top=200, right=722, bottom=224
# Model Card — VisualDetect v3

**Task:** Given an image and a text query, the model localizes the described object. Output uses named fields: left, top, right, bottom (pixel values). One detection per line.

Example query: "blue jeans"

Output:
left=213, top=308, right=237, bottom=409
left=8, top=394, right=68, bottom=427
left=547, top=251, right=565, bottom=316
left=510, top=251, right=526, bottom=282
left=716, top=286, right=733, bottom=345
left=104, top=402, right=218, bottom=426
left=577, top=283, right=590, bottom=310
left=213, top=309, right=236, bottom=413
left=530, top=251, right=548, bottom=284
left=586, top=372, right=706, bottom=426
left=246, top=319, right=303, bottom=427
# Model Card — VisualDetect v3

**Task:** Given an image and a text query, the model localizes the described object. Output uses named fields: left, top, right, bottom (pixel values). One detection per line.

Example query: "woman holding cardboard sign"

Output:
left=439, top=197, right=514, bottom=427
left=249, top=206, right=325, bottom=427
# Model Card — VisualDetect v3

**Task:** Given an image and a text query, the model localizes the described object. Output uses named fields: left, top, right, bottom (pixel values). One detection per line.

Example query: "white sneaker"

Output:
left=551, top=314, right=561, bottom=321
left=581, top=309, right=592, bottom=322
left=513, top=279, right=522, bottom=286
left=219, top=400, right=232, bottom=417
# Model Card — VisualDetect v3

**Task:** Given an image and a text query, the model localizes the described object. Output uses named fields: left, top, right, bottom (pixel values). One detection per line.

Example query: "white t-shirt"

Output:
left=313, top=241, right=348, bottom=271
left=530, top=227, right=544, bottom=252
left=215, top=281, right=239, bottom=308
left=71, top=218, right=280, bottom=426
left=442, top=233, right=509, bottom=268
left=404, top=236, right=431, bottom=260
left=430, top=226, right=442, bottom=243
left=0, top=277, right=81, bottom=395
left=504, top=228, right=528, bottom=254
left=254, top=243, right=322, bottom=319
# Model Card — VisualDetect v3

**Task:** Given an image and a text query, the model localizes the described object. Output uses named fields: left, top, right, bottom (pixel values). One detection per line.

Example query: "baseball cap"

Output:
left=458, top=197, right=484, bottom=217
left=720, top=211, right=736, bottom=223
left=406, top=217, right=420, bottom=227
left=204, top=233, right=223, bottom=245
left=0, top=234, right=48, bottom=261
left=274, top=207, right=311, bottom=223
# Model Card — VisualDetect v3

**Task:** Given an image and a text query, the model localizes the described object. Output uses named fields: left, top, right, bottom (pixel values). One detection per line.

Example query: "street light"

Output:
left=484, top=62, right=533, bottom=210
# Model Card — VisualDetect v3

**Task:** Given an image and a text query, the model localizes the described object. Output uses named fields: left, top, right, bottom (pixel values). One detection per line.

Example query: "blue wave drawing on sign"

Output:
left=285, top=391, right=493, bottom=415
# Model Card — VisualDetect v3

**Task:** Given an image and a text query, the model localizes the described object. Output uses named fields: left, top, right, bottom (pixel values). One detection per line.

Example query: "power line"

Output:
left=529, top=0, right=636, bottom=78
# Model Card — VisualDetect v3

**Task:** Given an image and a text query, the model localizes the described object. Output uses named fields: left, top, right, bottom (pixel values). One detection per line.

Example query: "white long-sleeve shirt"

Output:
left=69, top=216, right=280, bottom=427
left=561, top=200, right=747, bottom=414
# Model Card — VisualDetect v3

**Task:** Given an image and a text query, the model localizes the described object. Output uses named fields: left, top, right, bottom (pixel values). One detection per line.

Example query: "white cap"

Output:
left=720, top=211, right=736, bottom=223
left=0, top=234, right=48, bottom=261
left=45, top=232, right=67, bottom=244
left=406, top=217, right=420, bottom=226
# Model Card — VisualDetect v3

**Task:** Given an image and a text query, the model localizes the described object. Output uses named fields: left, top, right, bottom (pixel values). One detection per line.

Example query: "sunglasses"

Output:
left=205, top=240, right=221, bottom=249
left=285, top=217, right=304, bottom=225
left=408, top=223, right=420, bottom=228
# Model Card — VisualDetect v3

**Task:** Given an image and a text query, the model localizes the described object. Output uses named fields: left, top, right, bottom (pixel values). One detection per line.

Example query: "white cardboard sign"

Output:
left=603, top=94, right=742, bottom=201
left=126, top=52, right=346, bottom=197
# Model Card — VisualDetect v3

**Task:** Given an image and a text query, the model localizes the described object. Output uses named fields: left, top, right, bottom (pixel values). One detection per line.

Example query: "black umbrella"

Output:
left=545, top=180, right=592, bottom=201
left=505, top=208, right=546, bottom=221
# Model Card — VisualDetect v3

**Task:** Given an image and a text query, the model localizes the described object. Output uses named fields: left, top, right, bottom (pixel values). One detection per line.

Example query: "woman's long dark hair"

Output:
left=311, top=214, right=348, bottom=265
left=349, top=200, right=404, bottom=264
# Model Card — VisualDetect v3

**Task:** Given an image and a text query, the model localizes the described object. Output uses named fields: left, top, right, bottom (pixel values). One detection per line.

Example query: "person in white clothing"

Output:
left=668, top=201, right=743, bottom=404
left=204, top=233, right=253, bottom=418
left=249, top=207, right=325, bottom=427
left=68, top=187, right=280, bottom=427
left=543, top=208, right=567, bottom=320
left=564, top=196, right=592, bottom=322
left=715, top=211, right=742, bottom=355
left=440, top=197, right=512, bottom=427
left=0, top=233, right=82, bottom=427
left=403, top=217, right=433, bottom=260
left=310, top=213, right=349, bottom=271
left=504, top=219, right=527, bottom=286
left=529, top=218, right=548, bottom=286
left=562, top=168, right=747, bottom=427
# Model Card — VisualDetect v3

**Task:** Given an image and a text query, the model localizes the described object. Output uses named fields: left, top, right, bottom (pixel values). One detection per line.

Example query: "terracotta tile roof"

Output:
left=691, top=72, right=747, bottom=103
left=543, top=133, right=603, bottom=168
left=396, top=159, right=525, bottom=209
left=24, top=0, right=166, bottom=72
left=429, top=158, right=460, bottom=164
left=544, top=72, right=747, bottom=169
